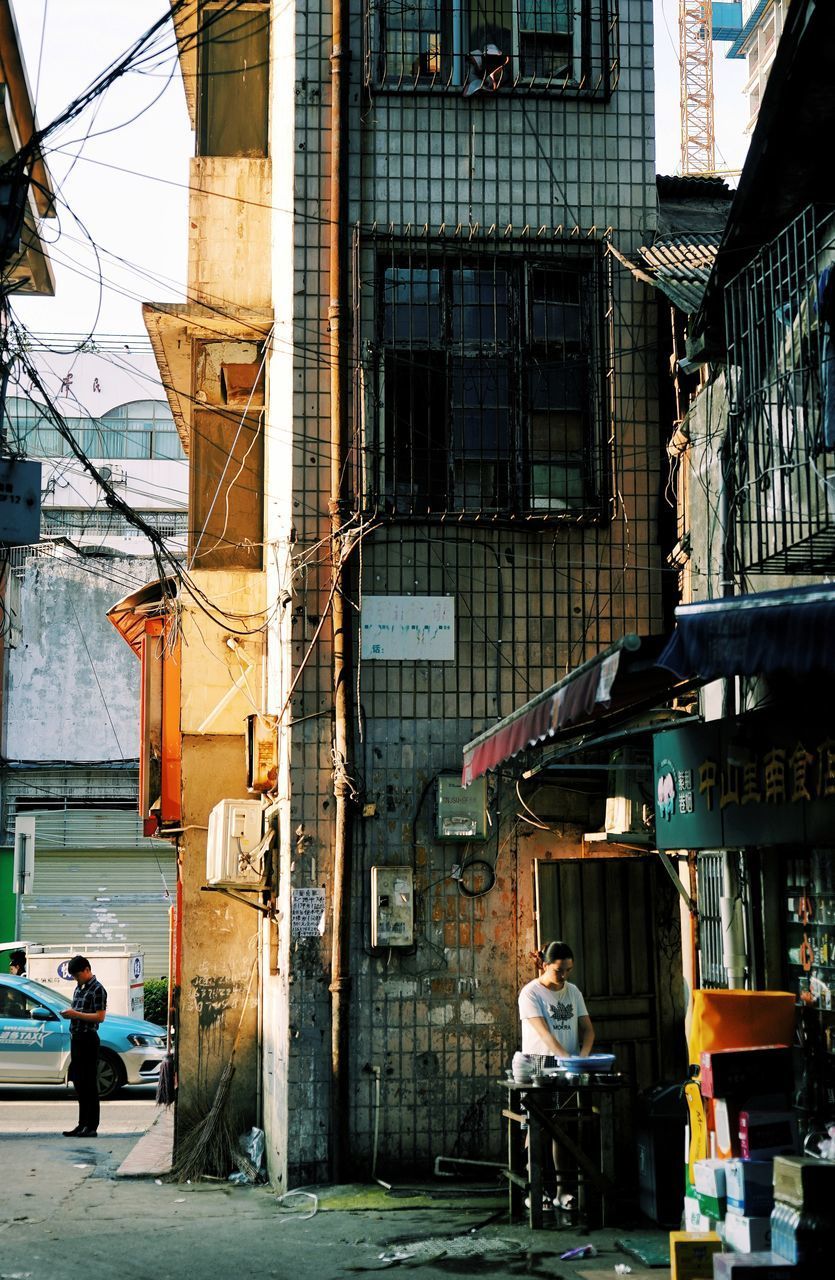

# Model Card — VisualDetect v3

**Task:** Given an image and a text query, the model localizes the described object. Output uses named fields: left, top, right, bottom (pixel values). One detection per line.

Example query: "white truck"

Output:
left=5, top=944, right=145, bottom=1018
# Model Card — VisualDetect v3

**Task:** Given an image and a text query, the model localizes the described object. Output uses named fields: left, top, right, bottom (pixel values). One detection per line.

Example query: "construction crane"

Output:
left=680, top=0, right=716, bottom=175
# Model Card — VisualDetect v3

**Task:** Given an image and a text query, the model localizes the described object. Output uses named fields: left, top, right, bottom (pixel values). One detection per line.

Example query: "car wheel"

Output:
left=97, top=1049, right=126, bottom=1099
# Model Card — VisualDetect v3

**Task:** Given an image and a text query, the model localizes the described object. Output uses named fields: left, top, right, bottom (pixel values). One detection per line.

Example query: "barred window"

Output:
left=368, top=245, right=607, bottom=519
left=365, top=0, right=617, bottom=96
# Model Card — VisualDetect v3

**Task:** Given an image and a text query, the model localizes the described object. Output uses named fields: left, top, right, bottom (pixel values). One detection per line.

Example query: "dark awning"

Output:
left=658, top=584, right=835, bottom=681
left=462, top=634, right=678, bottom=785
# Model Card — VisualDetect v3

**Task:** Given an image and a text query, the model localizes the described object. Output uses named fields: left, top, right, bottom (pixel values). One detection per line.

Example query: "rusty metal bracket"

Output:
left=656, top=849, right=697, bottom=914
left=200, top=885, right=273, bottom=916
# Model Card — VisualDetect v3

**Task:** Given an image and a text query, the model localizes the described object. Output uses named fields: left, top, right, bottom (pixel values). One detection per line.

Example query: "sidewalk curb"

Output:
left=115, top=1104, right=174, bottom=1178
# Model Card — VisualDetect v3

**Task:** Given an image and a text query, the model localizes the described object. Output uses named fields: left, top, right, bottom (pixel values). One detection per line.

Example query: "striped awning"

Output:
left=462, top=634, right=676, bottom=785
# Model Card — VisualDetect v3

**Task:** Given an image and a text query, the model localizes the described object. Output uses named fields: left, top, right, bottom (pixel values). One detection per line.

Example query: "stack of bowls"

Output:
left=511, top=1052, right=534, bottom=1083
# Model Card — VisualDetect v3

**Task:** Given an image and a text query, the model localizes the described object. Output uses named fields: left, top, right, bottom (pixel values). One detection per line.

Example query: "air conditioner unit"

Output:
left=206, top=799, right=264, bottom=887
left=604, top=747, right=652, bottom=840
left=585, top=747, right=652, bottom=845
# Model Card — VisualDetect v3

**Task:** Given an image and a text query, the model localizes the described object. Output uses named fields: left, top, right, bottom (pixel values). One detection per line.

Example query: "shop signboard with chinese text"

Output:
left=654, top=722, right=724, bottom=850
left=653, top=712, right=835, bottom=850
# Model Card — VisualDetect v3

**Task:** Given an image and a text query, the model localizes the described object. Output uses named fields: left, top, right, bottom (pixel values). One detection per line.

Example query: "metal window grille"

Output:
left=364, top=0, right=618, bottom=97
left=725, top=204, right=835, bottom=573
left=42, top=509, right=188, bottom=540
left=697, top=851, right=728, bottom=989
left=356, top=232, right=612, bottom=521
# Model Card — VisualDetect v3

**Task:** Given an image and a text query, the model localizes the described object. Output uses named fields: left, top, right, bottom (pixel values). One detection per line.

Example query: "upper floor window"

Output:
left=364, top=0, right=617, bottom=97
left=363, top=243, right=609, bottom=520
left=198, top=1, right=269, bottom=157
left=6, top=398, right=184, bottom=461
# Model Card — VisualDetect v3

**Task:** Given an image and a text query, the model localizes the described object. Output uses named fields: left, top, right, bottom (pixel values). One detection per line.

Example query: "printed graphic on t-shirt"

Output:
left=549, top=999, right=574, bottom=1029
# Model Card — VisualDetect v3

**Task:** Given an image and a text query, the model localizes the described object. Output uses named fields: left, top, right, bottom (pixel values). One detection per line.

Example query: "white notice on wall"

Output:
left=361, top=596, right=455, bottom=661
left=291, top=887, right=326, bottom=938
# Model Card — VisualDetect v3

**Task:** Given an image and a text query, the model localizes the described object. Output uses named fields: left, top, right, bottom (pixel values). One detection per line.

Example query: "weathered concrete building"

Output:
left=132, top=0, right=686, bottom=1188
left=0, top=351, right=184, bottom=977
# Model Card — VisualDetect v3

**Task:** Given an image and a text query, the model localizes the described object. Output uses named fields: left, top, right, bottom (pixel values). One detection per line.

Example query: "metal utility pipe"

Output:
left=327, top=0, right=353, bottom=1182
left=720, top=851, right=747, bottom=989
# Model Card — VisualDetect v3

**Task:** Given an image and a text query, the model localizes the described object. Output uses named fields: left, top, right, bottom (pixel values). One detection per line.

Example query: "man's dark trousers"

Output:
left=70, top=1033, right=100, bottom=1132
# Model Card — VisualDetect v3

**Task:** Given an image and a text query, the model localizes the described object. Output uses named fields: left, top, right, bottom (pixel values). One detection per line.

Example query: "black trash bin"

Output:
left=635, top=1082, right=686, bottom=1226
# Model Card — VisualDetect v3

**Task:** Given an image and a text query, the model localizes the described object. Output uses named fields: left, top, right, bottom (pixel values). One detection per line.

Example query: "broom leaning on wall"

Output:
left=170, top=958, right=258, bottom=1181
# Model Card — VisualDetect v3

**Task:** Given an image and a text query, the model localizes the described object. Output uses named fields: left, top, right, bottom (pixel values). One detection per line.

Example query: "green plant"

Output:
left=144, top=978, right=169, bottom=1027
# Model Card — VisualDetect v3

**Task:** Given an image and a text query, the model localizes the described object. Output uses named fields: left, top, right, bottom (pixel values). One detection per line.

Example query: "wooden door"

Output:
left=534, top=856, right=663, bottom=1090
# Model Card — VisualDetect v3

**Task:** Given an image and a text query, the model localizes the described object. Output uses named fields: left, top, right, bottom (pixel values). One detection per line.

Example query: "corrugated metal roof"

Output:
left=656, top=175, right=733, bottom=201
left=637, top=233, right=722, bottom=315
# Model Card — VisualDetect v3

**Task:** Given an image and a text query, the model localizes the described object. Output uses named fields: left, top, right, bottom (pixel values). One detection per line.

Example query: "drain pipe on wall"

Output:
left=718, top=415, right=749, bottom=989
left=721, top=853, right=748, bottom=989
left=327, top=0, right=353, bottom=1183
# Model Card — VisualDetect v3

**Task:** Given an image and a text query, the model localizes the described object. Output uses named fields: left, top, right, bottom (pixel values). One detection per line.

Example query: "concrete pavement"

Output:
left=0, top=1126, right=673, bottom=1280
left=0, top=1084, right=157, bottom=1135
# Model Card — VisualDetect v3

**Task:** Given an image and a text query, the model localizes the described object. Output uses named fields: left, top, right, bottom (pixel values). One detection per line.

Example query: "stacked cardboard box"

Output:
left=769, top=1155, right=835, bottom=1268
left=670, top=1231, right=722, bottom=1279
left=704, top=1154, right=835, bottom=1275
left=712, top=1254, right=806, bottom=1277
left=683, top=1046, right=799, bottom=1252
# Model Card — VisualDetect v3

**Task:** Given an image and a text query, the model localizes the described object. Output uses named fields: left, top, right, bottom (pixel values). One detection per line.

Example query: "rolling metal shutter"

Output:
left=17, top=812, right=176, bottom=977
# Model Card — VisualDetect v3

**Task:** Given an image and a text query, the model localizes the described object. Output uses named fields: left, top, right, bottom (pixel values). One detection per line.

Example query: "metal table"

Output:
left=500, top=1075, right=627, bottom=1230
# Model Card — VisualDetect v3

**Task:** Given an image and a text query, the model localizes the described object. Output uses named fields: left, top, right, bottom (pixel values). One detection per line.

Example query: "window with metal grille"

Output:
left=364, top=0, right=618, bottom=96
left=365, top=242, right=608, bottom=519
left=697, top=852, right=728, bottom=989
left=725, top=205, right=835, bottom=572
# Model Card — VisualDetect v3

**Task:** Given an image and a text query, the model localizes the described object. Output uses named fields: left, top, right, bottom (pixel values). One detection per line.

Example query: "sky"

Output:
left=653, top=0, right=751, bottom=179
left=8, top=1, right=752, bottom=344
left=11, top=0, right=192, bottom=343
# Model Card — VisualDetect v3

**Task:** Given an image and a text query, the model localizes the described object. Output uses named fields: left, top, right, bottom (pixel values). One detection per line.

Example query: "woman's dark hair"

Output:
left=9, top=949, right=26, bottom=972
left=539, top=941, right=574, bottom=966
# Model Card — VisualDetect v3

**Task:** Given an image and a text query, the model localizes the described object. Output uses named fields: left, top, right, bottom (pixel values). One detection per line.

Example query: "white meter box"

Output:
left=370, top=865, right=414, bottom=947
left=206, top=799, right=264, bottom=886
left=435, top=774, right=488, bottom=841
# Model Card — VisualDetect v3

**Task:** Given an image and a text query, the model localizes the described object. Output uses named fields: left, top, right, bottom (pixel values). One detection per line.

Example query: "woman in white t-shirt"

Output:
left=518, top=940, right=595, bottom=1062
left=517, top=940, right=595, bottom=1211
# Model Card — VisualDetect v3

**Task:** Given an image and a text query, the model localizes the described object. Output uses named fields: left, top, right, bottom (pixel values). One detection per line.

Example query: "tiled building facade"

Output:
left=265, top=0, right=667, bottom=1184
left=151, top=1, right=678, bottom=1189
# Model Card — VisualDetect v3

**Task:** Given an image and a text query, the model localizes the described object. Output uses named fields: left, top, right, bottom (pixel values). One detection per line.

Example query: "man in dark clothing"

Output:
left=59, top=955, right=107, bottom=1137
left=9, top=949, right=26, bottom=975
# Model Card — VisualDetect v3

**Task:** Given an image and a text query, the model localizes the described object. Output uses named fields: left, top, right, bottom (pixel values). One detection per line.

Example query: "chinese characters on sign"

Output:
left=653, top=714, right=835, bottom=850
left=291, top=887, right=326, bottom=938
left=360, top=596, right=455, bottom=661
left=696, top=737, right=835, bottom=811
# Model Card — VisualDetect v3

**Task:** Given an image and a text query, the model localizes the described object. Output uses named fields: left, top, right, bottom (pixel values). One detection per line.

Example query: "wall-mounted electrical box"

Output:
left=370, top=865, right=414, bottom=947
left=435, top=773, right=488, bottom=841
left=206, top=798, right=264, bottom=887
left=246, top=713, right=278, bottom=793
